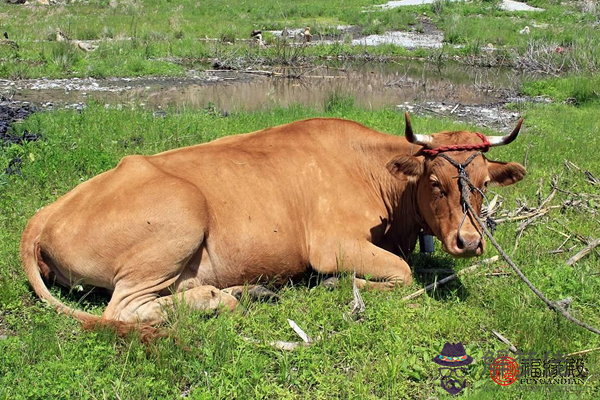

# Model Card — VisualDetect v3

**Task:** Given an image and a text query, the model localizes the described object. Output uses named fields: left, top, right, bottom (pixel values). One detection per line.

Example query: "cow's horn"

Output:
left=487, top=118, right=523, bottom=146
left=404, top=112, right=433, bottom=145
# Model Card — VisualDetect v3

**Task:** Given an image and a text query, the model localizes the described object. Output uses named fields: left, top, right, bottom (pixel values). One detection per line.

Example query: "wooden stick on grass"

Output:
left=566, top=346, right=600, bottom=357
left=402, top=256, right=499, bottom=301
left=492, top=330, right=517, bottom=353
left=566, top=238, right=600, bottom=266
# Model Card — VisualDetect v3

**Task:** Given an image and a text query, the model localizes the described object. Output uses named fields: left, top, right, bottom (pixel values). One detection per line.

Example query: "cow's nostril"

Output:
left=456, top=235, right=465, bottom=250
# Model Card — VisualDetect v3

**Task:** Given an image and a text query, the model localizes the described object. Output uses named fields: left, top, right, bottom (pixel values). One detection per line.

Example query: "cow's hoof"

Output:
left=321, top=277, right=339, bottom=290
left=248, top=286, right=280, bottom=303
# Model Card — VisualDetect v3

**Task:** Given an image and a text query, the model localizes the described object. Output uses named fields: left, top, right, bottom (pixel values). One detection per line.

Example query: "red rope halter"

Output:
left=421, top=132, right=491, bottom=156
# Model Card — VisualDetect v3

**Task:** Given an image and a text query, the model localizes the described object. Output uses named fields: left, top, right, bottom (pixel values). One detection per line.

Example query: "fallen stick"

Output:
left=566, top=238, right=600, bottom=266
left=566, top=346, right=600, bottom=357
left=241, top=70, right=283, bottom=77
left=402, top=256, right=499, bottom=301
left=494, top=205, right=562, bottom=223
left=287, top=319, right=310, bottom=343
left=492, top=330, right=517, bottom=353
left=242, top=336, right=311, bottom=351
left=344, top=273, right=365, bottom=321
left=242, top=319, right=315, bottom=351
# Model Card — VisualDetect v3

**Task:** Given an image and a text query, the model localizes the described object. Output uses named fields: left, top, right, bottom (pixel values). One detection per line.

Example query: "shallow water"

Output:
left=2, top=61, right=526, bottom=112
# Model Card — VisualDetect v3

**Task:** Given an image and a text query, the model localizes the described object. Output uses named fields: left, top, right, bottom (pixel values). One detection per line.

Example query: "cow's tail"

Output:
left=20, top=214, right=168, bottom=342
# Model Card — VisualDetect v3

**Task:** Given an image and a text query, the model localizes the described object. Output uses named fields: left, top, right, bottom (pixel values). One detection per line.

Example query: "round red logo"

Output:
left=490, top=356, right=519, bottom=386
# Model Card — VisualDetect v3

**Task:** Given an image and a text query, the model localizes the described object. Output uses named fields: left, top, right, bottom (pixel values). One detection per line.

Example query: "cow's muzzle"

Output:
left=444, top=231, right=484, bottom=257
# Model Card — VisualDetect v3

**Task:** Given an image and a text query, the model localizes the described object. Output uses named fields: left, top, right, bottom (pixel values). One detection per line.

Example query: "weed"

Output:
left=324, top=91, right=355, bottom=112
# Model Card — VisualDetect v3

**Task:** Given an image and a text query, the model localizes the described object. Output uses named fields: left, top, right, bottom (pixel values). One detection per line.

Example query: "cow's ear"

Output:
left=386, top=155, right=423, bottom=180
left=488, top=160, right=526, bottom=186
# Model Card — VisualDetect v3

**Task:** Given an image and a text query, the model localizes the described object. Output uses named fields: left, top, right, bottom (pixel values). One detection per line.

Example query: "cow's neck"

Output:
left=382, top=176, right=427, bottom=257
left=361, top=136, right=429, bottom=257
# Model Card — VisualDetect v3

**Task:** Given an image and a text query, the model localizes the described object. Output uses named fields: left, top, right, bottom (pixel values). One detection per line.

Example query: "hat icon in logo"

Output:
left=433, top=342, right=473, bottom=367
left=433, top=342, right=473, bottom=395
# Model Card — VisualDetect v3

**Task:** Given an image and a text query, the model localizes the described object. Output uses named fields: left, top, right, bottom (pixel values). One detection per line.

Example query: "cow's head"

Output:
left=387, top=113, right=526, bottom=257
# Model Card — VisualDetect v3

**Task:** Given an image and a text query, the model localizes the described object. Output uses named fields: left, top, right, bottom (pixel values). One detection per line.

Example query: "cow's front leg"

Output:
left=310, top=239, right=412, bottom=290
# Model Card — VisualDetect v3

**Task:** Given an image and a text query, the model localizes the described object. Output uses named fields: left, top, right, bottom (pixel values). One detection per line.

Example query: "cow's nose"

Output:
left=457, top=231, right=481, bottom=254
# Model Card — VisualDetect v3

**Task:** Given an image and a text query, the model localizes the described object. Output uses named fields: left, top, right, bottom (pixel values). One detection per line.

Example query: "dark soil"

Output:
left=1, top=98, right=42, bottom=175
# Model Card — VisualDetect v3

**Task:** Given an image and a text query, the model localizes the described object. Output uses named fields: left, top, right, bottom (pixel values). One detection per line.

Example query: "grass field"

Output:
left=0, top=0, right=599, bottom=78
left=1, top=96, right=599, bottom=398
left=2, top=0, right=600, bottom=398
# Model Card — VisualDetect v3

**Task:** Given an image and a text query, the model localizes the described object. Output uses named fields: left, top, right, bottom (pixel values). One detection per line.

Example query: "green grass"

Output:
left=1, top=0, right=599, bottom=78
left=1, top=100, right=599, bottom=398
left=522, top=75, right=600, bottom=104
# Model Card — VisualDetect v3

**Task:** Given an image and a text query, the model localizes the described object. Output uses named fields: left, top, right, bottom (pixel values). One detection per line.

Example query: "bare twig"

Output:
left=242, top=336, right=311, bottom=351
left=402, top=256, right=499, bottom=301
left=492, top=330, right=518, bottom=353
left=585, top=171, right=599, bottom=186
left=495, top=205, right=562, bottom=223
left=564, top=159, right=582, bottom=171
left=346, top=273, right=365, bottom=319
left=566, top=347, right=600, bottom=357
left=485, top=272, right=511, bottom=277
left=549, top=244, right=577, bottom=255
left=566, top=238, right=600, bottom=266
left=287, top=319, right=311, bottom=343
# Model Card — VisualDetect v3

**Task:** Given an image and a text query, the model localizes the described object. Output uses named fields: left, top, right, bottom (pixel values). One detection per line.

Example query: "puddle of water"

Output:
left=3, top=61, right=528, bottom=113
left=267, top=23, right=443, bottom=48
left=375, top=0, right=543, bottom=12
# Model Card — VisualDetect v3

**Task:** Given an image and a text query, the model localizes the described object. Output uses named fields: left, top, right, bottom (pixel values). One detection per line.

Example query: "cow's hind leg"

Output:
left=104, top=285, right=238, bottom=325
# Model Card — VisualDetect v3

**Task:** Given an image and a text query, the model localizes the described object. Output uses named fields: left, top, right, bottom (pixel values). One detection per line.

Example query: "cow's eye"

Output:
left=431, top=181, right=445, bottom=197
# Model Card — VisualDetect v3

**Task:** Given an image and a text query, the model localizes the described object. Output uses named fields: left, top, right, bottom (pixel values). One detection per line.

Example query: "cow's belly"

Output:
left=171, top=226, right=308, bottom=289
left=209, top=236, right=308, bottom=288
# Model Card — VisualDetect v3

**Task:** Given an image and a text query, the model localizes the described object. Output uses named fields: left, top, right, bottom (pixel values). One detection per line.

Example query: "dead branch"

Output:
left=402, top=256, right=499, bottom=301
left=485, top=272, right=511, bottom=277
left=345, top=273, right=365, bottom=321
left=287, top=319, right=311, bottom=343
left=242, top=319, right=315, bottom=351
left=491, top=330, right=517, bottom=353
left=241, top=70, right=283, bottom=77
left=242, top=336, right=311, bottom=351
left=585, top=171, right=599, bottom=186
left=566, top=238, right=600, bottom=266
left=564, top=159, right=582, bottom=171
left=566, top=346, right=600, bottom=357
left=495, top=206, right=561, bottom=224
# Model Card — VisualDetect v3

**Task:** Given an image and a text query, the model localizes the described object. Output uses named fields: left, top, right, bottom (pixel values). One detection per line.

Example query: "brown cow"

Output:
left=20, top=114, right=525, bottom=329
